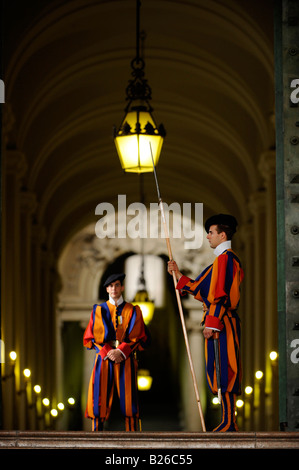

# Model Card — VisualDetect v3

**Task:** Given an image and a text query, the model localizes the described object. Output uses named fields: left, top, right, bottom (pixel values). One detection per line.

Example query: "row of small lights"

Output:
left=10, top=349, right=279, bottom=415
left=10, top=351, right=153, bottom=412
left=9, top=351, right=76, bottom=418
left=211, top=351, right=278, bottom=408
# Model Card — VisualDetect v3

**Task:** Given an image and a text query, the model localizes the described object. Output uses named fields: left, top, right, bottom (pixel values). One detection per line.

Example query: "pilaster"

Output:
left=248, top=189, right=267, bottom=430
left=1, top=150, right=27, bottom=429
left=181, top=300, right=206, bottom=431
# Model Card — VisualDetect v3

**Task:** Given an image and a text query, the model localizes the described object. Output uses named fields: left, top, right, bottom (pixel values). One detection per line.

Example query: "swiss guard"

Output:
left=83, top=273, right=150, bottom=431
left=168, top=214, right=244, bottom=432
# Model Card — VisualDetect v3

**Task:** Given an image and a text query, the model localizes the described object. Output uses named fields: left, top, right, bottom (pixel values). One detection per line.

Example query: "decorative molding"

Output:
left=0, top=431, right=298, bottom=449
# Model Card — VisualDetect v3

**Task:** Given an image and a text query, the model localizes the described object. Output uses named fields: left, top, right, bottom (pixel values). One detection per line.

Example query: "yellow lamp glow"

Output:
left=57, top=402, right=65, bottom=411
left=42, top=398, right=50, bottom=407
left=68, top=397, right=75, bottom=406
left=9, top=351, right=17, bottom=362
left=50, top=409, right=58, bottom=418
left=23, top=368, right=31, bottom=379
left=212, top=397, right=220, bottom=405
left=132, top=289, right=155, bottom=325
left=269, top=351, right=278, bottom=361
left=245, top=386, right=253, bottom=395
left=236, top=399, right=244, bottom=408
left=114, top=107, right=165, bottom=173
left=137, top=301, right=155, bottom=325
left=137, top=369, right=153, bottom=391
left=255, top=370, right=263, bottom=380
left=33, top=385, right=41, bottom=394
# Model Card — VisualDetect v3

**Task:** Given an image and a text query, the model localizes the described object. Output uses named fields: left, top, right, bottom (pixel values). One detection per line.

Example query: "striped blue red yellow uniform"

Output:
left=83, top=300, right=149, bottom=431
left=176, top=249, right=244, bottom=431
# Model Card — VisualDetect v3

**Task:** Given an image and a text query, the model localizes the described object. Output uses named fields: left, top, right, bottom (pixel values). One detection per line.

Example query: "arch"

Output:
left=56, top=210, right=212, bottom=429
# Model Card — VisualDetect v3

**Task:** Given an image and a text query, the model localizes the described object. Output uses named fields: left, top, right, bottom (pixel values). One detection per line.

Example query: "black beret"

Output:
left=103, top=273, right=126, bottom=287
left=204, top=214, right=238, bottom=234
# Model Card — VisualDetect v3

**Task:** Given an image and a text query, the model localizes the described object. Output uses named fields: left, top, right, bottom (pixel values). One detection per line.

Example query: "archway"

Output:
left=56, top=214, right=212, bottom=430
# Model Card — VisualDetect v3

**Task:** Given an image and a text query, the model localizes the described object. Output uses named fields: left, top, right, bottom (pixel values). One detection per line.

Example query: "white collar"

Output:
left=214, top=240, right=232, bottom=257
left=108, top=295, right=124, bottom=306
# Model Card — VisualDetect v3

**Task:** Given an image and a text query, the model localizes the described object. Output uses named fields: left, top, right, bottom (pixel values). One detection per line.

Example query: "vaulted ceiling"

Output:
left=3, top=0, right=275, bottom=258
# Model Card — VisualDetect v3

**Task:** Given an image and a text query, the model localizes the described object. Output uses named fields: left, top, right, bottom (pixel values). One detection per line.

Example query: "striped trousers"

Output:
left=92, top=416, right=140, bottom=432
left=86, top=353, right=140, bottom=431
left=213, top=392, right=238, bottom=432
left=205, top=311, right=241, bottom=432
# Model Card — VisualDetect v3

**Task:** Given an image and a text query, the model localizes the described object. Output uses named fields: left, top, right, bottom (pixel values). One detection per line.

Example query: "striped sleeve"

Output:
left=176, top=275, right=205, bottom=301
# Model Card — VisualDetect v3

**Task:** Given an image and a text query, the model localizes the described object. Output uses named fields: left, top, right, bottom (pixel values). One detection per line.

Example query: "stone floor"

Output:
left=0, top=431, right=298, bottom=449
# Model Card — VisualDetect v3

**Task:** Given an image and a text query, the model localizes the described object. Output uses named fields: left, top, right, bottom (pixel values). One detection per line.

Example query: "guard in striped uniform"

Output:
left=168, top=214, right=244, bottom=432
left=83, top=273, right=150, bottom=431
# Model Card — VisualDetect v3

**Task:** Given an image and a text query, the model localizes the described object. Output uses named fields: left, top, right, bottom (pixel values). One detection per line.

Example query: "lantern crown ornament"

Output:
left=114, top=0, right=166, bottom=173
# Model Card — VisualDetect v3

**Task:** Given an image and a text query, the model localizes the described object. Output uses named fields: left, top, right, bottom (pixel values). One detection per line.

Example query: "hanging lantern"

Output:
left=115, top=102, right=165, bottom=173
left=131, top=253, right=155, bottom=324
left=114, top=1, right=166, bottom=173
left=132, top=288, right=155, bottom=325
left=137, top=369, right=153, bottom=391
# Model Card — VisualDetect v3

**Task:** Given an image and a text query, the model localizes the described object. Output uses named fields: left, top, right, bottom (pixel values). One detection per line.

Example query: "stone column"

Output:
left=248, top=190, right=267, bottom=430
left=238, top=222, right=255, bottom=431
left=30, top=225, right=55, bottom=430
left=30, top=224, right=46, bottom=390
left=2, top=150, right=27, bottom=429
left=19, top=190, right=37, bottom=355
left=180, top=300, right=206, bottom=431
left=40, top=249, right=56, bottom=401
left=19, top=189, right=37, bottom=429
left=259, top=150, right=277, bottom=354
left=259, top=149, right=279, bottom=430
